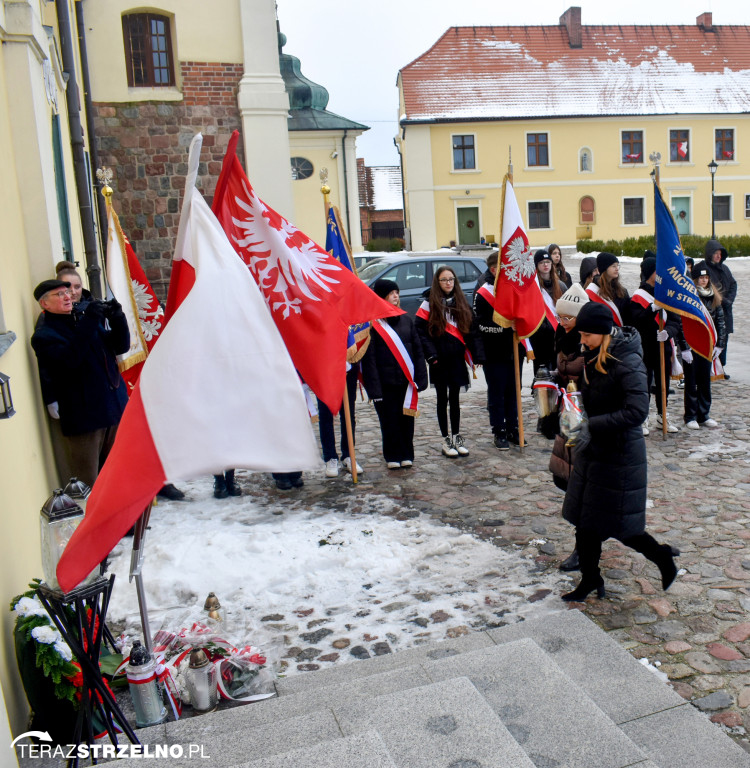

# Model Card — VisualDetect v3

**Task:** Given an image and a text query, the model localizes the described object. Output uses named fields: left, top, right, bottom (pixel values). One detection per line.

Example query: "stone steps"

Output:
left=105, top=610, right=750, bottom=768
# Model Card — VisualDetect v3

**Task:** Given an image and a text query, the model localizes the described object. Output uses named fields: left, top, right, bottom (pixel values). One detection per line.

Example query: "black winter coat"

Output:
left=415, top=291, right=483, bottom=388
left=697, top=287, right=728, bottom=349
left=31, top=308, right=130, bottom=436
left=473, top=275, right=515, bottom=362
left=361, top=315, right=428, bottom=399
left=703, top=240, right=737, bottom=333
left=562, top=326, right=649, bottom=541
left=630, top=283, right=683, bottom=370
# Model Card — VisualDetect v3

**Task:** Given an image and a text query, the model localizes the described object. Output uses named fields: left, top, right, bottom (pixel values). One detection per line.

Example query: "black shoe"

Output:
left=656, top=545, right=680, bottom=591
left=275, top=478, right=293, bottom=490
left=559, top=550, right=580, bottom=572
left=225, top=470, right=242, bottom=496
left=157, top=483, right=185, bottom=501
left=493, top=432, right=510, bottom=451
left=507, top=429, right=528, bottom=447
left=291, top=476, right=304, bottom=488
left=213, top=475, right=229, bottom=499
left=562, top=578, right=605, bottom=602
left=724, top=373, right=731, bottom=380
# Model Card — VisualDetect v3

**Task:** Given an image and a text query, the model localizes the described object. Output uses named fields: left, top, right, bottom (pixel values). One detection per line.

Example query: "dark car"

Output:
left=358, top=253, right=489, bottom=316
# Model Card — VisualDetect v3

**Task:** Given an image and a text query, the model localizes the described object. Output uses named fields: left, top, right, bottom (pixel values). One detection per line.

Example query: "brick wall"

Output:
left=92, top=61, right=245, bottom=300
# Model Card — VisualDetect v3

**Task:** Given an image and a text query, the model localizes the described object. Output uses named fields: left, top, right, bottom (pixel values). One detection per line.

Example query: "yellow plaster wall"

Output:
left=82, top=0, right=243, bottom=102
left=408, top=114, right=750, bottom=249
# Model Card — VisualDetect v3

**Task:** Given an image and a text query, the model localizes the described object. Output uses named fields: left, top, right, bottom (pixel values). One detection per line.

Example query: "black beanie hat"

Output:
left=691, top=260, right=710, bottom=280
left=579, top=256, right=597, bottom=283
left=643, top=249, right=657, bottom=260
left=596, top=252, right=618, bottom=273
left=640, top=257, right=656, bottom=281
left=373, top=278, right=399, bottom=299
left=534, top=249, right=551, bottom=267
left=575, top=302, right=613, bottom=335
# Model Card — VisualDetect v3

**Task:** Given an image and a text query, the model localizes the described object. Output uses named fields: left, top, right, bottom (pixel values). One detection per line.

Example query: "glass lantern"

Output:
left=532, top=366, right=559, bottom=418
left=127, top=640, right=167, bottom=728
left=186, top=648, right=218, bottom=713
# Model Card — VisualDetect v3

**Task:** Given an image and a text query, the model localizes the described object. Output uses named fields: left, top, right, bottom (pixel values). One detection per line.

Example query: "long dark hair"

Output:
left=537, top=262, right=564, bottom=302
left=599, top=270, right=626, bottom=300
left=428, top=266, right=472, bottom=336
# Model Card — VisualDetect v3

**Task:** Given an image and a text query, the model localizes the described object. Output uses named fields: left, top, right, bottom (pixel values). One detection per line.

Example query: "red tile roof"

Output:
left=400, top=22, right=750, bottom=122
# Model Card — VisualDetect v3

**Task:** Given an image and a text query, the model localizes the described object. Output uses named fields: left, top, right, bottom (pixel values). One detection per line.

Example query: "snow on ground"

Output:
left=105, top=479, right=567, bottom=673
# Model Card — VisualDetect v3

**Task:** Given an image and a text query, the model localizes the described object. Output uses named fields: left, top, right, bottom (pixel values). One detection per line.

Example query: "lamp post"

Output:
left=708, top=159, right=718, bottom=238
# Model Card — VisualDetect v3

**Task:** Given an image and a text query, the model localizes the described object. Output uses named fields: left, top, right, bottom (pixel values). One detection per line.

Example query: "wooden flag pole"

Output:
left=658, top=315, right=668, bottom=440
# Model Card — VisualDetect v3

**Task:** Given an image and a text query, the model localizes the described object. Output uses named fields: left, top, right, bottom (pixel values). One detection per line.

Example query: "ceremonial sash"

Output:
left=521, top=337, right=535, bottom=360
left=372, top=319, right=419, bottom=417
left=417, top=300, right=475, bottom=371
left=631, top=290, right=681, bottom=378
left=539, top=283, right=559, bottom=331
left=477, top=282, right=494, bottom=303
left=711, top=357, right=725, bottom=381
left=586, top=284, right=623, bottom=326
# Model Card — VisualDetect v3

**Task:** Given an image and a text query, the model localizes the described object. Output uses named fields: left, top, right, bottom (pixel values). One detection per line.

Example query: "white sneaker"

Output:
left=400, top=460, right=413, bottom=468
left=685, top=420, right=700, bottom=430
left=642, top=419, right=650, bottom=436
left=325, top=458, right=339, bottom=477
left=677, top=379, right=685, bottom=389
left=656, top=414, right=679, bottom=433
left=343, top=457, right=363, bottom=474
left=452, top=434, right=469, bottom=456
left=701, top=418, right=719, bottom=428
left=441, top=436, right=458, bottom=457
left=386, top=461, right=401, bottom=469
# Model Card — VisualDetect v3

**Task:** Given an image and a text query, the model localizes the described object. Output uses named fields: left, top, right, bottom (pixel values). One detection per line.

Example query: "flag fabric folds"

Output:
left=325, top=203, right=370, bottom=363
left=211, top=130, right=401, bottom=413
left=653, top=181, right=716, bottom=361
left=492, top=177, right=545, bottom=339
left=57, top=134, right=321, bottom=592
left=105, top=199, right=165, bottom=393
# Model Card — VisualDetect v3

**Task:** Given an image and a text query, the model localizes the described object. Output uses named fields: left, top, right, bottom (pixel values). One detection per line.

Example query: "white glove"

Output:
left=656, top=329, right=669, bottom=342
left=47, top=402, right=60, bottom=419
left=651, top=303, right=660, bottom=313
left=713, top=347, right=723, bottom=360
left=681, top=349, right=693, bottom=364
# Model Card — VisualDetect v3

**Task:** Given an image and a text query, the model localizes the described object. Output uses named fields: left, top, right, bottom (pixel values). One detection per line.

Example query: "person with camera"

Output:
left=31, top=279, right=130, bottom=488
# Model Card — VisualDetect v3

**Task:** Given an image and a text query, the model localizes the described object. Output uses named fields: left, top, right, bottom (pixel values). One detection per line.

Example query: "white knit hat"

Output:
left=555, top=283, right=589, bottom=317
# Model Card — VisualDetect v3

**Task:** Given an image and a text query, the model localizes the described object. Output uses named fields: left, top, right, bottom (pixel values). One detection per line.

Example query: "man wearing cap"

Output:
left=703, top=239, right=737, bottom=375
left=31, top=279, right=130, bottom=487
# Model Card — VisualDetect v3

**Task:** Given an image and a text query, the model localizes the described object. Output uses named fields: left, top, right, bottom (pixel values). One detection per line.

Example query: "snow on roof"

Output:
left=370, top=166, right=403, bottom=211
left=400, top=23, right=750, bottom=122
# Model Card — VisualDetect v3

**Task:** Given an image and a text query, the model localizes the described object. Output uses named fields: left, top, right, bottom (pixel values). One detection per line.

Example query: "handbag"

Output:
left=548, top=433, right=573, bottom=491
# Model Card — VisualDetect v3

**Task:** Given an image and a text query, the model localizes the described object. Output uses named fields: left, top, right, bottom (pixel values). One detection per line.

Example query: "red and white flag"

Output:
left=209, top=131, right=402, bottom=413
left=105, top=199, right=164, bottom=393
left=678, top=141, right=688, bottom=159
left=492, top=178, right=545, bottom=339
left=57, top=135, right=321, bottom=592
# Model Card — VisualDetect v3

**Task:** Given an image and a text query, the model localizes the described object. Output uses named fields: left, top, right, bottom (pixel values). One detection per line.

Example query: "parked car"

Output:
left=358, top=253, right=489, bottom=316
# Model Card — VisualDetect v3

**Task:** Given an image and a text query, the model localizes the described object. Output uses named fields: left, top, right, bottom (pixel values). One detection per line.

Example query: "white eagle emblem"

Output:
left=130, top=280, right=164, bottom=341
left=502, top=236, right=535, bottom=284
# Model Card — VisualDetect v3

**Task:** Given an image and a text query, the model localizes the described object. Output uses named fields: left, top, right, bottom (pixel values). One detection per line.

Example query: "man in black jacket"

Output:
left=31, top=279, right=130, bottom=487
left=703, top=239, right=737, bottom=375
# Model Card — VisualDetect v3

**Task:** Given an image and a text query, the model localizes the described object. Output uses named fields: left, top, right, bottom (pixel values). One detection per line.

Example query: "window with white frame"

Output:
left=669, top=129, right=690, bottom=162
left=452, top=135, right=476, bottom=170
left=528, top=201, right=550, bottom=229
left=623, top=197, right=645, bottom=225
left=715, top=129, right=735, bottom=161
left=621, top=130, right=643, bottom=163
left=713, top=195, right=731, bottom=221
left=745, top=194, right=750, bottom=219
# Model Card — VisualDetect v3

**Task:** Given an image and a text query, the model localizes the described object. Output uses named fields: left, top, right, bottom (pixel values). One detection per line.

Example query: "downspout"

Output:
left=56, top=0, right=102, bottom=297
left=394, top=130, right=408, bottom=249
left=342, top=129, right=351, bottom=239
left=75, top=0, right=108, bottom=262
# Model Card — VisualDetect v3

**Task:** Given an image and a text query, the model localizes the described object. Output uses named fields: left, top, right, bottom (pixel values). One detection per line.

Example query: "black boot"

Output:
left=562, top=530, right=605, bottom=602
left=561, top=578, right=605, bottom=602
left=558, top=549, right=580, bottom=572
left=623, top=534, right=680, bottom=591
left=213, top=474, right=229, bottom=499
left=225, top=470, right=242, bottom=496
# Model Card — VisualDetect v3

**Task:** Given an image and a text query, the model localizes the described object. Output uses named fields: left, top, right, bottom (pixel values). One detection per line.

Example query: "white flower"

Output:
left=31, top=624, right=61, bottom=645
left=54, top=640, right=73, bottom=662
left=14, top=596, right=47, bottom=618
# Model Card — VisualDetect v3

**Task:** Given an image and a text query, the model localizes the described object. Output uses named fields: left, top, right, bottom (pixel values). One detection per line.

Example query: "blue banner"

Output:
left=653, top=181, right=716, bottom=360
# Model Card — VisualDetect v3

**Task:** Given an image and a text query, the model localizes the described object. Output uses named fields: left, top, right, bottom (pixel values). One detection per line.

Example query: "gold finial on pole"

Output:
left=96, top=167, right=114, bottom=203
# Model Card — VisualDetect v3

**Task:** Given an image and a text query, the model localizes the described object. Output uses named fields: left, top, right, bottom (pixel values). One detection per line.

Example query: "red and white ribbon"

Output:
left=586, top=284, right=623, bottom=326
left=372, top=319, right=420, bottom=416
left=539, top=283, right=559, bottom=330
left=417, top=301, right=475, bottom=373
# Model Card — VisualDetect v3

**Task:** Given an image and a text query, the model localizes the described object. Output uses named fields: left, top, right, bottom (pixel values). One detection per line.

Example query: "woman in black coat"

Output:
left=362, top=279, right=428, bottom=469
left=703, top=239, right=737, bottom=372
left=560, top=303, right=679, bottom=602
left=415, top=266, right=482, bottom=457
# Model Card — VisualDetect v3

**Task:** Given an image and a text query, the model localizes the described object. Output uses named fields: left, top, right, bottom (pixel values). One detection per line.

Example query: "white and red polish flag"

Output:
left=209, top=130, right=402, bottom=413
left=492, top=177, right=545, bottom=339
left=57, top=134, right=321, bottom=592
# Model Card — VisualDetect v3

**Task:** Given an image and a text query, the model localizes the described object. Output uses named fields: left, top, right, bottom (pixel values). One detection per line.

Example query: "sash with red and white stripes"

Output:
left=372, top=319, right=420, bottom=417
left=539, top=281, right=559, bottom=331
left=631, top=289, right=682, bottom=379
left=477, top=283, right=534, bottom=359
left=586, top=284, right=623, bottom=326
left=416, top=300, right=474, bottom=370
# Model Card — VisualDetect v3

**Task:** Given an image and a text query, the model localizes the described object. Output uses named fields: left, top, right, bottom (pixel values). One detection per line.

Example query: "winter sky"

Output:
left=276, top=0, right=750, bottom=166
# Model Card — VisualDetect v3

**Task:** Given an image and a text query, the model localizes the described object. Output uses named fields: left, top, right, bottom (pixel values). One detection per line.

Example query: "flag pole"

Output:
left=320, top=170, right=358, bottom=483
left=505, top=150, right=526, bottom=454
left=650, top=164, right=668, bottom=440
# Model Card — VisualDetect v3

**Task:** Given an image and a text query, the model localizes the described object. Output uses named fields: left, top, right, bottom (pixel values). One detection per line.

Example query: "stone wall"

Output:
left=92, top=61, right=245, bottom=299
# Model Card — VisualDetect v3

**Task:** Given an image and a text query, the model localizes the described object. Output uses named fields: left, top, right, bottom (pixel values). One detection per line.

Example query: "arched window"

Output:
left=579, top=147, right=593, bottom=173
left=122, top=13, right=175, bottom=87
left=579, top=196, right=595, bottom=224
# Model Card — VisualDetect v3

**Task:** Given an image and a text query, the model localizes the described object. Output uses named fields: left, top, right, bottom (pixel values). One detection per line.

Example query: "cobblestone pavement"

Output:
left=208, top=259, right=750, bottom=748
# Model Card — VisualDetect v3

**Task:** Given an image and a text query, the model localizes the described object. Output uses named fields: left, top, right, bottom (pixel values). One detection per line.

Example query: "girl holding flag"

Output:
left=362, top=279, right=428, bottom=469
left=416, top=266, right=482, bottom=458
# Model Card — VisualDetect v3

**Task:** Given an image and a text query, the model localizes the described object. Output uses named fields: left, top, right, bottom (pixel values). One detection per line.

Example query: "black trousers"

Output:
left=483, top=360, right=517, bottom=435
left=646, top=350, right=672, bottom=416
left=374, top=384, right=415, bottom=463
left=317, top=366, right=359, bottom=461
left=434, top=383, right=461, bottom=436
left=682, top=357, right=712, bottom=423
left=576, top=528, right=665, bottom=582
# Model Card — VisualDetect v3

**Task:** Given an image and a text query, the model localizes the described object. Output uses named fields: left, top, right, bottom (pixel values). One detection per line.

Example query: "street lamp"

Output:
left=708, top=159, right=718, bottom=238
